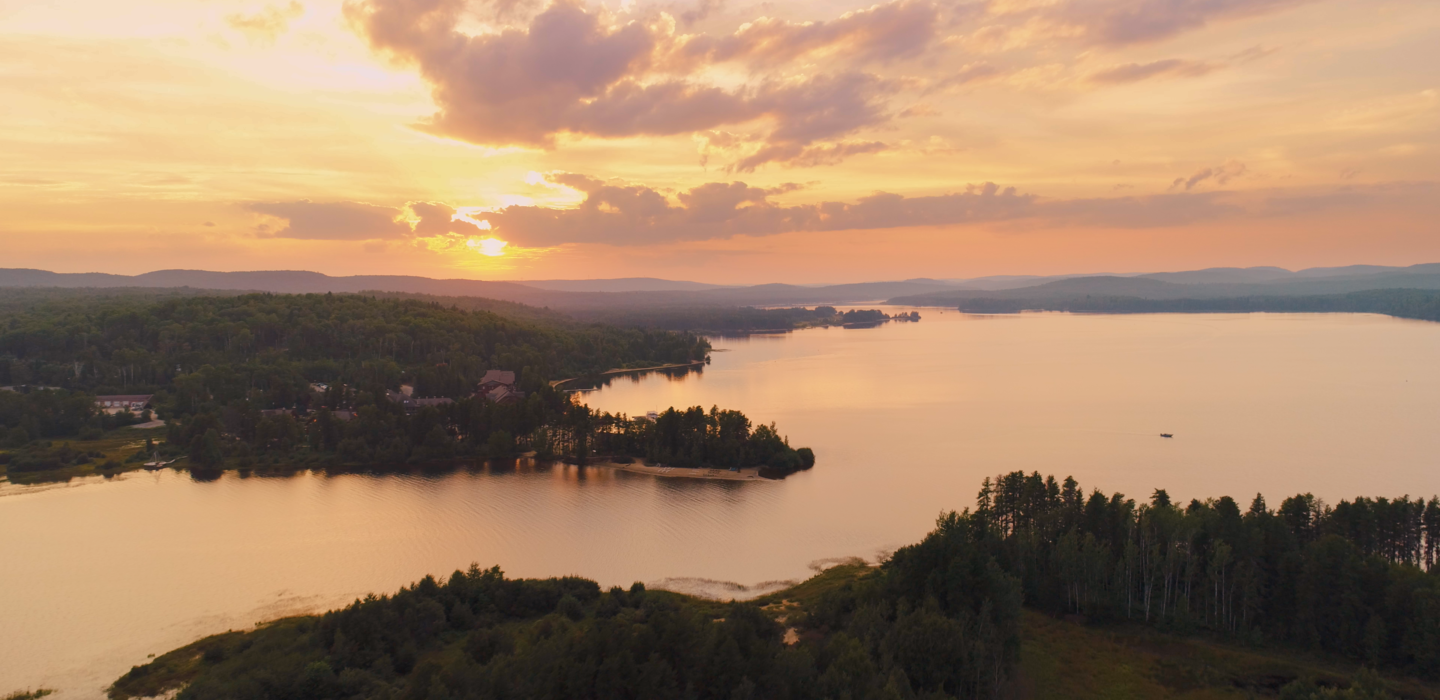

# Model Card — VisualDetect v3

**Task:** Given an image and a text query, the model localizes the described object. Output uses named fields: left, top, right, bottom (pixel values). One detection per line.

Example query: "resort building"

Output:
left=95, top=394, right=153, bottom=415
left=477, top=370, right=516, bottom=394
left=477, top=370, right=525, bottom=404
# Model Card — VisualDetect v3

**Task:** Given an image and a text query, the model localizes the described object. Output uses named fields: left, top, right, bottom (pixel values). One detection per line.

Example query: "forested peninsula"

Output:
left=0, top=293, right=813, bottom=481
left=896, top=288, right=1440, bottom=323
left=108, top=472, right=1440, bottom=700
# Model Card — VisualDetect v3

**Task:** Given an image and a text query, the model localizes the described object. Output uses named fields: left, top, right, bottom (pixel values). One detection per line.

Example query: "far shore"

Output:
left=550, top=359, right=708, bottom=388
left=587, top=460, right=766, bottom=481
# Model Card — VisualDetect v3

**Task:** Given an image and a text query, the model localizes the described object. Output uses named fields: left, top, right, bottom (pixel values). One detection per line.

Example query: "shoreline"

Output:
left=550, top=359, right=708, bottom=388
left=586, top=460, right=766, bottom=481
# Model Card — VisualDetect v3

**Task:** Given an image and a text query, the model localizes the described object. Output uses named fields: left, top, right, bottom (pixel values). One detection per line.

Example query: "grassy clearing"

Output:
left=0, top=427, right=168, bottom=484
left=1015, top=611, right=1439, bottom=699
left=753, top=564, right=1440, bottom=699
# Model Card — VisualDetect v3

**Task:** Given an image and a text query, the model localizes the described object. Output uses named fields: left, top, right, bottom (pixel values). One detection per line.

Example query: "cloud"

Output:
left=243, top=200, right=410, bottom=240
left=673, top=0, right=942, bottom=67
left=344, top=0, right=934, bottom=169
left=1087, top=58, right=1221, bottom=84
left=1170, top=160, right=1247, bottom=190
left=479, top=173, right=1037, bottom=246
left=243, top=199, right=502, bottom=242
left=1230, top=44, right=1278, bottom=63
left=1044, top=191, right=1238, bottom=227
left=931, top=62, right=1006, bottom=91
left=240, top=177, right=1428, bottom=249
left=227, top=2, right=305, bottom=42
left=963, top=0, right=1314, bottom=53
left=680, top=0, right=724, bottom=27
left=477, top=172, right=1295, bottom=245
left=1048, top=0, right=1314, bottom=47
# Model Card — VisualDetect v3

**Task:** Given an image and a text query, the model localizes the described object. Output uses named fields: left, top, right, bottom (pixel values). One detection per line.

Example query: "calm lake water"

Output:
left=4, top=311, right=1440, bottom=697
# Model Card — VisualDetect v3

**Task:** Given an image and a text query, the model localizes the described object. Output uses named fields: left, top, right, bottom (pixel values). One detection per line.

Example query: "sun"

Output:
left=468, top=237, right=508, bottom=257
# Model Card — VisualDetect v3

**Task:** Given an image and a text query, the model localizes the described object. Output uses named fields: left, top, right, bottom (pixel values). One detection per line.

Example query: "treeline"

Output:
left=111, top=514, right=1022, bottom=700
left=111, top=473, right=1440, bottom=699
left=975, top=471, right=1440, bottom=676
left=564, top=306, right=902, bottom=333
left=0, top=388, right=144, bottom=447
left=948, top=288, right=1440, bottom=322
left=167, top=394, right=812, bottom=475
left=577, top=406, right=814, bottom=472
left=0, top=293, right=709, bottom=413
left=0, top=293, right=710, bottom=451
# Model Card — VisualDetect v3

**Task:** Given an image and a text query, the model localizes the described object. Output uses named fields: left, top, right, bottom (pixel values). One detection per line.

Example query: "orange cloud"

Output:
left=1087, top=58, right=1222, bottom=84
left=344, top=0, right=938, bottom=169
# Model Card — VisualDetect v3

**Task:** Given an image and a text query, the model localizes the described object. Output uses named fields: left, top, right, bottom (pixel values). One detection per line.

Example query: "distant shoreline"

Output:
left=587, top=460, right=766, bottom=481
left=550, top=359, right=708, bottom=388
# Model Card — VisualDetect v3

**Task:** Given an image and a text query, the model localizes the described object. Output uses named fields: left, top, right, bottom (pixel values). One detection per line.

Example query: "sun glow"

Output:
left=468, top=237, right=508, bottom=257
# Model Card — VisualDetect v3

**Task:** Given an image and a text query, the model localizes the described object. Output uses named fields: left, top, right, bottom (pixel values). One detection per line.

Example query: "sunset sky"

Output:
left=1, top=0, right=1436, bottom=283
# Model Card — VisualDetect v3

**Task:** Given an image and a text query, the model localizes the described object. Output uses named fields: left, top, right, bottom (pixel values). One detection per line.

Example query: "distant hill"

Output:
left=892, top=263, right=1440, bottom=305
left=512, top=278, right=733, bottom=292
left=0, top=269, right=960, bottom=310
left=8, top=264, right=1440, bottom=312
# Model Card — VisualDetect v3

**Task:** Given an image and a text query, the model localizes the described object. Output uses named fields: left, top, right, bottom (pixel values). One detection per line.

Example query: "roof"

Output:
left=479, top=370, right=516, bottom=386
left=95, top=395, right=153, bottom=403
left=485, top=386, right=526, bottom=403
left=410, top=397, right=455, bottom=407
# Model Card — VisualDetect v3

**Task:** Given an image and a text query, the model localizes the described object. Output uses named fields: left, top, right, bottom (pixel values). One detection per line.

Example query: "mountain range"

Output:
left=3, top=264, right=1440, bottom=310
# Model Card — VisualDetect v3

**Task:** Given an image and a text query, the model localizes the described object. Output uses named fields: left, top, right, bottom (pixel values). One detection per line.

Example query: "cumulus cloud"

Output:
left=1088, top=58, right=1221, bottom=84
left=343, top=0, right=941, bottom=169
left=227, top=2, right=305, bottom=42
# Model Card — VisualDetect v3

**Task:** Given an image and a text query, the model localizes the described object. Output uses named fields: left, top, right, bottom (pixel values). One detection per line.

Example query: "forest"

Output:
left=943, top=288, right=1440, bottom=322
left=0, top=292, right=709, bottom=399
left=110, top=508, right=1020, bottom=700
left=973, top=472, right=1440, bottom=676
left=0, top=293, right=810, bottom=475
left=108, top=472, right=1440, bottom=700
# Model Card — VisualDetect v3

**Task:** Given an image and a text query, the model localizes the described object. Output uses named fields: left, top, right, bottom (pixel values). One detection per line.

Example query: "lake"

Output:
left=4, top=310, right=1439, bottom=697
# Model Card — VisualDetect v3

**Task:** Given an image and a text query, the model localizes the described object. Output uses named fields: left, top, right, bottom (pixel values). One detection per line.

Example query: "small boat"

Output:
left=1160, top=433, right=1173, bottom=438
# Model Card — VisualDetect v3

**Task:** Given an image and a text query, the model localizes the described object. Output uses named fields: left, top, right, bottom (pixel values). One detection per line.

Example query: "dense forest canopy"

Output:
left=0, top=293, right=821, bottom=476
left=973, top=472, right=1440, bottom=676
left=110, top=473, right=1440, bottom=700
left=0, top=292, right=709, bottom=402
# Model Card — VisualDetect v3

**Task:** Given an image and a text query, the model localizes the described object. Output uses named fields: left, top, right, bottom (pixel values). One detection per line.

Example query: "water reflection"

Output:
left=564, top=363, right=706, bottom=393
left=5, top=311, right=1440, bottom=699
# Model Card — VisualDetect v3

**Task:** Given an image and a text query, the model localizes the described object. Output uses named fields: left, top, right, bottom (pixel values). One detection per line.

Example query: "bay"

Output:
left=3, top=310, right=1439, bottom=697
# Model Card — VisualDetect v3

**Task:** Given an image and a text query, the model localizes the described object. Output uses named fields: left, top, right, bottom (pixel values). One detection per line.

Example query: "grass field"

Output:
left=760, top=565, right=1439, bottom=700
left=0, top=427, right=168, bottom=484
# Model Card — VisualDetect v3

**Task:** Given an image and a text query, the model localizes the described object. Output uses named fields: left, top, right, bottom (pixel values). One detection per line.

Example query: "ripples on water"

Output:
left=4, top=311, right=1440, bottom=698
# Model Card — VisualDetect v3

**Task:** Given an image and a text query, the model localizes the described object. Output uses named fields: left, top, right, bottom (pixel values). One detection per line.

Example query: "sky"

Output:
left=0, top=0, right=1436, bottom=283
